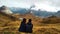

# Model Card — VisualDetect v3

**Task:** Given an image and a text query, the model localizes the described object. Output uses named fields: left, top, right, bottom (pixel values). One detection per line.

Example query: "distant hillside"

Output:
left=42, top=15, right=60, bottom=24
left=10, top=7, right=56, bottom=18
left=31, top=10, right=55, bottom=18
left=55, top=10, right=60, bottom=17
left=0, top=5, right=60, bottom=24
left=10, top=7, right=27, bottom=14
left=0, top=5, right=60, bottom=18
left=12, top=13, right=43, bottom=26
left=0, top=11, right=20, bottom=27
left=0, top=6, right=13, bottom=14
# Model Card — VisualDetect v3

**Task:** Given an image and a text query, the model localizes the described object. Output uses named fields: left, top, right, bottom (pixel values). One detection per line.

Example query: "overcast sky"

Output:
left=0, top=0, right=60, bottom=12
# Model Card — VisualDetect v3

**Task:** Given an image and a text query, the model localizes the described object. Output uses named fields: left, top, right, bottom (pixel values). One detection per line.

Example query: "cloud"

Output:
left=46, top=0, right=60, bottom=7
left=0, top=0, right=60, bottom=11
left=0, top=0, right=60, bottom=7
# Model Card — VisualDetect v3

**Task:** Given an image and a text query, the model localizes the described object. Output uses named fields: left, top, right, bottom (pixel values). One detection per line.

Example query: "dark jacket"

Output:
left=26, top=22, right=33, bottom=33
left=18, top=22, right=26, bottom=32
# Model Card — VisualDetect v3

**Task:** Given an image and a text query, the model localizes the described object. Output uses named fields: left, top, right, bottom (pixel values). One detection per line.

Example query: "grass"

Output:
left=0, top=24, right=60, bottom=34
left=0, top=13, right=60, bottom=34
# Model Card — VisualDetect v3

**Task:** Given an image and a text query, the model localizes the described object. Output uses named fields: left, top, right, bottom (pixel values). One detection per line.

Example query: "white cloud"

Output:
left=0, top=0, right=60, bottom=12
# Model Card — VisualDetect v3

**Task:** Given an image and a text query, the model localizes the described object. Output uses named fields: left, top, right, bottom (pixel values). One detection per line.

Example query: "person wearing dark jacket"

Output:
left=18, top=18, right=26, bottom=32
left=26, top=19, right=33, bottom=33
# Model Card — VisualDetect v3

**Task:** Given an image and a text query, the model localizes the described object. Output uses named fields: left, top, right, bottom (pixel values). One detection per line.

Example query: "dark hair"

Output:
left=28, top=19, right=32, bottom=22
left=22, top=18, right=26, bottom=22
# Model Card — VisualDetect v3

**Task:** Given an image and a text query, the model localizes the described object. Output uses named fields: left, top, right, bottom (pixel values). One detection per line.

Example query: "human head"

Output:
left=23, top=18, right=26, bottom=22
left=28, top=19, right=32, bottom=22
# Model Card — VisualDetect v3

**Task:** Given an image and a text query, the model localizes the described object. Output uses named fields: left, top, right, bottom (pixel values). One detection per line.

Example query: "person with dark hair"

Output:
left=26, top=19, right=33, bottom=33
left=18, top=18, right=26, bottom=32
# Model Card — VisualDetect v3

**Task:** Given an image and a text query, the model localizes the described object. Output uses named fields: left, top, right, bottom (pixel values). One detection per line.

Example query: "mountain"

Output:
left=42, top=15, right=60, bottom=24
left=0, top=6, right=60, bottom=34
left=0, top=6, right=20, bottom=27
left=31, top=10, right=55, bottom=18
left=0, top=5, right=59, bottom=18
left=10, top=7, right=56, bottom=18
left=0, top=6, right=20, bottom=21
left=0, top=6, right=13, bottom=15
left=55, top=10, right=60, bottom=17
left=9, top=7, right=27, bottom=14
left=0, top=11, right=21, bottom=27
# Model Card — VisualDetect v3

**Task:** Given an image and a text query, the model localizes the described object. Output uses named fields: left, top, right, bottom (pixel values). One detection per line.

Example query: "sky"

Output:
left=0, top=0, right=60, bottom=12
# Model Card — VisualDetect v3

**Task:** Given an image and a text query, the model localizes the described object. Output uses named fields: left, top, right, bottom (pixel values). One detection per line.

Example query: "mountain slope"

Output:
left=0, top=6, right=13, bottom=14
left=55, top=11, right=60, bottom=17
left=10, top=7, right=56, bottom=17
left=0, top=11, right=20, bottom=27
left=42, top=15, right=60, bottom=24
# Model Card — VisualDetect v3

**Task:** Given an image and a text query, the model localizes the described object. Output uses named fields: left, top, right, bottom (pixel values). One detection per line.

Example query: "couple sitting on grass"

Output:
left=18, top=18, right=33, bottom=33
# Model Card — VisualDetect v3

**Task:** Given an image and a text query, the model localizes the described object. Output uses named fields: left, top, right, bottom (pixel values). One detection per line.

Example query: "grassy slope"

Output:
left=0, top=13, right=60, bottom=34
